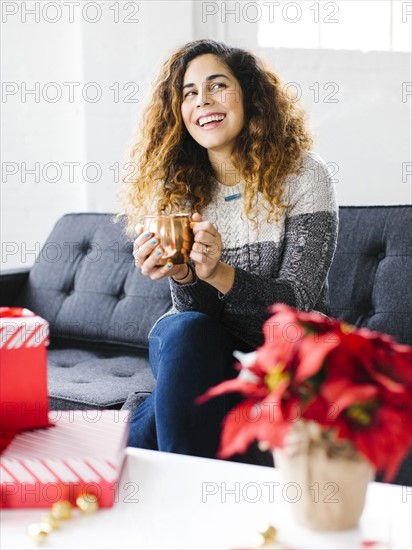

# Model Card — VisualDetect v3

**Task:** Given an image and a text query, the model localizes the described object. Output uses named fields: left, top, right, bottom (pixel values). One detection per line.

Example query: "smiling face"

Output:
left=181, top=54, right=245, bottom=161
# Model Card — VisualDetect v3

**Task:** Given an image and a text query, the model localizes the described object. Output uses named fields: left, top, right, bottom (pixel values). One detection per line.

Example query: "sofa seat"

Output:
left=48, top=341, right=155, bottom=410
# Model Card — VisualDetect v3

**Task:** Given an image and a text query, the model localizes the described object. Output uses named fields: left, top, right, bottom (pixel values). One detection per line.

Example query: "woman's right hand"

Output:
left=133, top=224, right=189, bottom=281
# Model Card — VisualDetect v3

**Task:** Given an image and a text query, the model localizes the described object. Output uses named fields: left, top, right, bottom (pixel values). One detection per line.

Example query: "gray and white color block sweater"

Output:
left=165, top=152, right=338, bottom=348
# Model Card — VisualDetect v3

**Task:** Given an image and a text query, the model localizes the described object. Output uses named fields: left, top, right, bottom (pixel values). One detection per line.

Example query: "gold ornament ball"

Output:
left=27, top=522, right=52, bottom=543
left=51, top=500, right=73, bottom=520
left=257, top=524, right=277, bottom=546
left=76, top=493, right=99, bottom=514
left=40, top=512, right=60, bottom=530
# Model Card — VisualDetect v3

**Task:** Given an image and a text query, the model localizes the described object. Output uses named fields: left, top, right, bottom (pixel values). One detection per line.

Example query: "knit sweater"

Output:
left=159, top=152, right=338, bottom=348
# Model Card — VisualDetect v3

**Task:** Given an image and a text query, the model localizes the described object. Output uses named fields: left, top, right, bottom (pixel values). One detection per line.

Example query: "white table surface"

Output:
left=1, top=447, right=411, bottom=550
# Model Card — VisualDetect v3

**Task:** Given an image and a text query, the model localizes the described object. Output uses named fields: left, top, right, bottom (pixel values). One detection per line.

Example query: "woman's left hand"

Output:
left=190, top=213, right=223, bottom=280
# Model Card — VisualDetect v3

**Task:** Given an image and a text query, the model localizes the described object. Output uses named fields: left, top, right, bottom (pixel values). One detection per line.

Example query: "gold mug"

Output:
left=143, top=213, right=194, bottom=266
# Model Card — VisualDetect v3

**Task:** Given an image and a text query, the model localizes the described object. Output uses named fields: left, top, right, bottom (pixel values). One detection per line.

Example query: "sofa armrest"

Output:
left=0, top=268, right=30, bottom=305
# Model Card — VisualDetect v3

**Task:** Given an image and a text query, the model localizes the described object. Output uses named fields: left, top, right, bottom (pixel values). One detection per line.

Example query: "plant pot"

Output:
left=273, top=421, right=375, bottom=531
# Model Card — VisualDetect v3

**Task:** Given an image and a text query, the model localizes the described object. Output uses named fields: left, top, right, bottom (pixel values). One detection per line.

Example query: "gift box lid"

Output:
left=0, top=307, right=49, bottom=349
left=0, top=410, right=130, bottom=484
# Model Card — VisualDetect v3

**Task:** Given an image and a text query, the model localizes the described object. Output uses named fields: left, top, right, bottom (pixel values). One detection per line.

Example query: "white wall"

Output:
left=80, top=1, right=194, bottom=211
left=1, top=1, right=411, bottom=269
left=194, top=4, right=411, bottom=206
left=1, top=1, right=195, bottom=269
left=1, top=11, right=86, bottom=268
left=256, top=48, right=411, bottom=207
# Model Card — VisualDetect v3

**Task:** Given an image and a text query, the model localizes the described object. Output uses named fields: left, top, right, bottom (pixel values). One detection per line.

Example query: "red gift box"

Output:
left=0, top=307, right=51, bottom=439
left=0, top=410, right=130, bottom=508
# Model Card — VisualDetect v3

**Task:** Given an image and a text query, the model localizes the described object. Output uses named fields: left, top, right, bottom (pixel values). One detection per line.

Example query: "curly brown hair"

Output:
left=118, top=39, right=313, bottom=235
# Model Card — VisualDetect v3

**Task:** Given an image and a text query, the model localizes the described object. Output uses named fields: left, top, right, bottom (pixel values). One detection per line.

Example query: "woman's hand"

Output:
left=190, top=214, right=235, bottom=293
left=133, top=224, right=190, bottom=281
left=190, top=213, right=223, bottom=280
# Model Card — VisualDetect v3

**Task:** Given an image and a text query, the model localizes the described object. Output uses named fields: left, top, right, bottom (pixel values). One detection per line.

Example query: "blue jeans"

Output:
left=128, top=312, right=253, bottom=458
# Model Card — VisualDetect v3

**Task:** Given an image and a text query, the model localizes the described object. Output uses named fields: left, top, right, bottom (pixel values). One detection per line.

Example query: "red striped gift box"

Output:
left=0, top=307, right=51, bottom=436
left=0, top=410, right=130, bottom=508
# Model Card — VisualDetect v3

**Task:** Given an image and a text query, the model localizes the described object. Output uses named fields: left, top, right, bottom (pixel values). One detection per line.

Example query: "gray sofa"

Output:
left=1, top=206, right=411, bottom=484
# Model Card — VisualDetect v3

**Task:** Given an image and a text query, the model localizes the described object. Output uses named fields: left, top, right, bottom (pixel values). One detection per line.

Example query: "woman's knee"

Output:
left=151, top=312, right=228, bottom=348
left=149, top=312, right=236, bottom=380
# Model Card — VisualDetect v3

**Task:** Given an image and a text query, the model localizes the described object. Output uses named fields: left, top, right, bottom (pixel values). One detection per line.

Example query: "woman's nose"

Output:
left=196, top=84, right=212, bottom=107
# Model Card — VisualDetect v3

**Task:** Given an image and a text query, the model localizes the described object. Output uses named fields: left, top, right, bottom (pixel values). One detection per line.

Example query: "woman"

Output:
left=119, top=39, right=338, bottom=458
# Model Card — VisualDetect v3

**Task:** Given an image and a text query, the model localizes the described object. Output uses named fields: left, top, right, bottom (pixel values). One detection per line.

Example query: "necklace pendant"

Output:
left=224, top=193, right=242, bottom=202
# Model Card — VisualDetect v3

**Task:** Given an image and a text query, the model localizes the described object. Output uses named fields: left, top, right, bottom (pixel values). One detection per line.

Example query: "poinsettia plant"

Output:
left=197, top=304, right=412, bottom=481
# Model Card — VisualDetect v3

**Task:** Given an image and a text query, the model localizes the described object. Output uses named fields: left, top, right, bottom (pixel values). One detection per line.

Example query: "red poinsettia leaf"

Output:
left=353, top=426, right=405, bottom=481
left=334, top=419, right=352, bottom=440
left=339, top=406, right=412, bottom=480
left=259, top=386, right=292, bottom=422
left=325, top=347, right=372, bottom=385
left=369, top=346, right=412, bottom=388
left=256, top=336, right=297, bottom=374
left=217, top=379, right=294, bottom=458
left=268, top=304, right=339, bottom=332
left=369, top=371, right=408, bottom=393
left=254, top=419, right=291, bottom=450
left=247, top=397, right=292, bottom=449
left=217, top=401, right=261, bottom=458
left=217, top=400, right=289, bottom=458
left=294, top=332, right=340, bottom=382
left=302, top=396, right=331, bottom=424
left=342, top=332, right=375, bottom=358
left=321, top=379, right=378, bottom=413
left=195, top=378, right=267, bottom=405
left=280, top=397, right=303, bottom=424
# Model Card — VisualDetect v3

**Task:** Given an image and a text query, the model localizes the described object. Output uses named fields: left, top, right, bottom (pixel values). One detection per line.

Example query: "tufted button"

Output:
left=118, top=292, right=126, bottom=300
left=377, top=252, right=385, bottom=260
left=367, top=309, right=375, bottom=317
left=68, top=289, right=75, bottom=296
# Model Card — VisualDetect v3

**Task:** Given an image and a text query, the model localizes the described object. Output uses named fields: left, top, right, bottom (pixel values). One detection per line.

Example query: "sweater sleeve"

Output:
left=169, top=262, right=224, bottom=318
left=218, top=154, right=338, bottom=334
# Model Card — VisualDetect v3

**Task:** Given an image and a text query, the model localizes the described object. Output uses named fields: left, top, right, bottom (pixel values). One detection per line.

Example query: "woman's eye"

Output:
left=210, top=82, right=226, bottom=92
left=183, top=82, right=227, bottom=99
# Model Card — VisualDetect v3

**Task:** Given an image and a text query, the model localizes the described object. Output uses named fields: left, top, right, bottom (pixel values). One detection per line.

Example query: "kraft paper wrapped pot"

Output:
left=273, top=421, right=375, bottom=531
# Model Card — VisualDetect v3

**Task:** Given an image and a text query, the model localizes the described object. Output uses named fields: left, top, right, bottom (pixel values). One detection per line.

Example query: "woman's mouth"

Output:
left=197, top=113, right=226, bottom=128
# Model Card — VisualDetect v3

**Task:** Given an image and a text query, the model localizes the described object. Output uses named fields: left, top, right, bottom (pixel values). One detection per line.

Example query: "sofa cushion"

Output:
left=328, top=206, right=411, bottom=345
left=18, top=213, right=172, bottom=350
left=48, top=342, right=155, bottom=409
